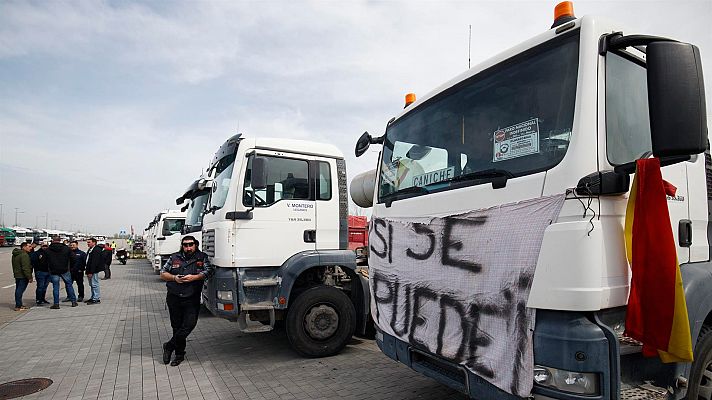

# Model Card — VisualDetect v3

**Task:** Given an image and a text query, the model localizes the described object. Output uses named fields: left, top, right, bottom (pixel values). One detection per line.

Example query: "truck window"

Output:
left=243, top=156, right=310, bottom=207
left=605, top=52, right=652, bottom=165
left=318, top=162, right=331, bottom=200
left=378, top=31, right=579, bottom=202
left=209, top=153, right=237, bottom=210
left=162, top=219, right=184, bottom=235
left=185, top=192, right=209, bottom=230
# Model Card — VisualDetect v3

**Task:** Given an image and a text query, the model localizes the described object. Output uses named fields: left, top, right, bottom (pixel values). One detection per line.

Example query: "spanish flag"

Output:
left=624, top=158, right=693, bottom=363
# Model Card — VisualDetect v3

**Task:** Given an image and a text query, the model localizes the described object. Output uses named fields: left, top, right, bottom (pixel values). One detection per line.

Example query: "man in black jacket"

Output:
left=85, top=238, right=104, bottom=304
left=159, top=235, right=213, bottom=366
left=68, top=241, right=86, bottom=302
left=45, top=236, right=78, bottom=309
left=31, top=242, right=50, bottom=305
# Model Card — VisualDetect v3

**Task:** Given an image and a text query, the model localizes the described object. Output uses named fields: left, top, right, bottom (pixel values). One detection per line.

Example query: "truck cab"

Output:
left=201, top=134, right=370, bottom=357
left=1, top=228, right=17, bottom=246
left=149, top=210, right=186, bottom=273
left=353, top=4, right=709, bottom=399
left=175, top=177, right=211, bottom=246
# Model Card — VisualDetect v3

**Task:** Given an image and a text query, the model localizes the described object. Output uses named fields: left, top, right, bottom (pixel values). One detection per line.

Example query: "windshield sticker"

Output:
left=382, top=160, right=399, bottom=185
left=493, top=118, right=540, bottom=162
left=412, top=167, right=455, bottom=187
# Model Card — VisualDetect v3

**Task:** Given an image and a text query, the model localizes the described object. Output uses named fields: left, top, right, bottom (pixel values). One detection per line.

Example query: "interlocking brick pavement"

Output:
left=0, top=260, right=465, bottom=399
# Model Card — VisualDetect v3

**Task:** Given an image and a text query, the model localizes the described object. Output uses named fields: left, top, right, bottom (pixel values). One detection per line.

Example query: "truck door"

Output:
left=235, top=152, right=317, bottom=267
left=604, top=50, right=690, bottom=263
left=313, top=157, right=340, bottom=250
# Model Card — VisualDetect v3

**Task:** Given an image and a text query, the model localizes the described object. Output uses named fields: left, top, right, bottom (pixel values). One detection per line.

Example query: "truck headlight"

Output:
left=217, top=290, right=233, bottom=301
left=533, top=365, right=599, bottom=395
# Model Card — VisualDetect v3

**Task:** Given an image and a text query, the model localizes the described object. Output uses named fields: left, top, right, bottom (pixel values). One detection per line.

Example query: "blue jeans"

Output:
left=15, top=278, right=29, bottom=308
left=89, top=273, right=100, bottom=301
left=49, top=272, right=76, bottom=304
left=35, top=271, right=50, bottom=302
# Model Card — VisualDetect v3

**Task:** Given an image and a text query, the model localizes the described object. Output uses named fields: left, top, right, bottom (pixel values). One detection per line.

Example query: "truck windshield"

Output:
left=185, top=192, right=209, bottom=231
left=163, top=219, right=184, bottom=233
left=209, top=152, right=238, bottom=210
left=379, top=31, right=579, bottom=202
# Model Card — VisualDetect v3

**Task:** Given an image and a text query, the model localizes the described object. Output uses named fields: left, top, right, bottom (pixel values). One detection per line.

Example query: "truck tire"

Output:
left=687, top=325, right=712, bottom=399
left=286, top=285, right=356, bottom=358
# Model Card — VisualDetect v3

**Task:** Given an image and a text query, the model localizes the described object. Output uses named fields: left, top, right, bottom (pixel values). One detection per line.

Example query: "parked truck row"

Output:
left=138, top=2, right=710, bottom=398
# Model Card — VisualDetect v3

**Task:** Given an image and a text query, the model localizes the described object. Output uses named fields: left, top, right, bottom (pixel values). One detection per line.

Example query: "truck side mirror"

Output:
left=355, top=132, right=372, bottom=157
left=197, top=178, right=213, bottom=190
left=355, top=131, right=385, bottom=157
left=647, top=42, right=707, bottom=158
left=251, top=157, right=268, bottom=190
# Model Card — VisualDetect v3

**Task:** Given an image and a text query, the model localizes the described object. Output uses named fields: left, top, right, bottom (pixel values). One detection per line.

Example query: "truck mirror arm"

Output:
left=598, top=32, right=677, bottom=56
left=612, top=155, right=691, bottom=175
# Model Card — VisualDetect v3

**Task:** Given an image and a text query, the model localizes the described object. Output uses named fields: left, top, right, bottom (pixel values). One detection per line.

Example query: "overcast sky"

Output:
left=1, top=0, right=710, bottom=235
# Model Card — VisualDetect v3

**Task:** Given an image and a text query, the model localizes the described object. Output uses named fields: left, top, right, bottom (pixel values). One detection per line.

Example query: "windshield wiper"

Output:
left=382, top=185, right=429, bottom=207
left=441, top=168, right=514, bottom=189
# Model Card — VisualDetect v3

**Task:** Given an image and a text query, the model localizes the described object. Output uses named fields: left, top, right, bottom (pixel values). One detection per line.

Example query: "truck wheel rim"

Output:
left=699, top=362, right=712, bottom=399
left=304, top=304, right=339, bottom=340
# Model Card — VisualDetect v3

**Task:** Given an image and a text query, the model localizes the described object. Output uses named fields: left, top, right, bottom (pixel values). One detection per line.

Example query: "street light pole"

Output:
left=14, top=208, right=24, bottom=226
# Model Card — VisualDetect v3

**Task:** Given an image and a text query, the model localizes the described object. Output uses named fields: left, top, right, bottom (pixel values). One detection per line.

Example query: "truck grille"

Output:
left=203, top=229, right=216, bottom=257
left=410, top=348, right=467, bottom=393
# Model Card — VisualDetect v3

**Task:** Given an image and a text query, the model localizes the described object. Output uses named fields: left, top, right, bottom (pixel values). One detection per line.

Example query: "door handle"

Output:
left=303, top=230, right=316, bottom=243
left=678, top=219, right=692, bottom=247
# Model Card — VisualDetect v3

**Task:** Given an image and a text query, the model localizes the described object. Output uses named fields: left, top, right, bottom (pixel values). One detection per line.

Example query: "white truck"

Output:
left=352, top=3, right=709, bottom=399
left=12, top=227, right=32, bottom=245
left=201, top=134, right=370, bottom=357
left=146, top=210, right=186, bottom=273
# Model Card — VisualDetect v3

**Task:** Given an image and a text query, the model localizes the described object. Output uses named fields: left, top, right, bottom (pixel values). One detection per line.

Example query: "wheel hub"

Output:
left=304, top=304, right=339, bottom=340
left=698, top=361, right=712, bottom=399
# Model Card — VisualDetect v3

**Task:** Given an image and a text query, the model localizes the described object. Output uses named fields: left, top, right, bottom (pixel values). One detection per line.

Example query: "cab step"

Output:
left=619, top=334, right=643, bottom=355
left=237, top=309, right=275, bottom=333
left=242, top=278, right=281, bottom=287
left=620, top=382, right=670, bottom=399
left=241, top=302, right=275, bottom=310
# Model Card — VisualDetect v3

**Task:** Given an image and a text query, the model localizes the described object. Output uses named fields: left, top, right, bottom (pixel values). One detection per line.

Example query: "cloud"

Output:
left=1, top=0, right=711, bottom=232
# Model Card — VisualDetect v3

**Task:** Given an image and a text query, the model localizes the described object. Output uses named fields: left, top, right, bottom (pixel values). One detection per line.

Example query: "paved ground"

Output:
left=0, top=258, right=465, bottom=400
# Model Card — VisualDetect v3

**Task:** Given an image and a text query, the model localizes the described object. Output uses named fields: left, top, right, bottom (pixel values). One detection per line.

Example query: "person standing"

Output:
left=102, top=242, right=113, bottom=280
left=12, top=242, right=34, bottom=311
left=85, top=238, right=103, bottom=304
left=159, top=235, right=213, bottom=366
left=68, top=241, right=86, bottom=302
left=31, top=242, right=50, bottom=305
left=45, top=236, right=78, bottom=309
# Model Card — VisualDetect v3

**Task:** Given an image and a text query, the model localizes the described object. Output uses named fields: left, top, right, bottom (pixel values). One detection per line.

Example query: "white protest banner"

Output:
left=369, top=194, right=565, bottom=397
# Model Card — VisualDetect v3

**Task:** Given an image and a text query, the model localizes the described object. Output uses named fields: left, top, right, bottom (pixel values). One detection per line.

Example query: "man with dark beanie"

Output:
left=45, top=236, right=78, bottom=308
left=31, top=242, right=50, bottom=305
left=68, top=241, right=86, bottom=302
left=159, top=235, right=213, bottom=366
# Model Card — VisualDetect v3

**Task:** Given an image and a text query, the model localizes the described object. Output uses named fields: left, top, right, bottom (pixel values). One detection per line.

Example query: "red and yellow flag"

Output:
left=624, top=158, right=693, bottom=363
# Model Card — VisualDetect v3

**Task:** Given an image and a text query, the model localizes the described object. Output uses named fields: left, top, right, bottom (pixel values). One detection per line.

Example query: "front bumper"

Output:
left=202, top=267, right=240, bottom=321
left=375, top=310, right=613, bottom=400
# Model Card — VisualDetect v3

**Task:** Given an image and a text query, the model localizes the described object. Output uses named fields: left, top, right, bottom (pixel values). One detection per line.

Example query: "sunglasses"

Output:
left=182, top=242, right=196, bottom=247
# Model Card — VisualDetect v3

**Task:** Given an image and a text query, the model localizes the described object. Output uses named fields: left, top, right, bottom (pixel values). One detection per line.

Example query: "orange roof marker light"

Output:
left=405, top=93, right=416, bottom=108
left=551, top=1, right=576, bottom=29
